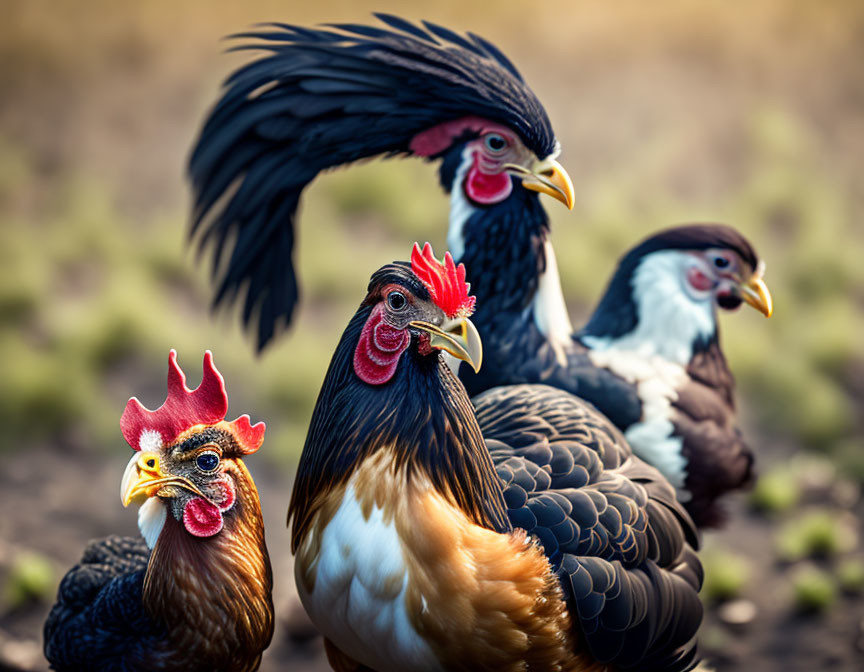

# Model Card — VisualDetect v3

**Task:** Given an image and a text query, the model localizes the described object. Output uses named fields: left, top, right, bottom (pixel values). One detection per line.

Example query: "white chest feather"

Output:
left=296, top=484, right=442, bottom=672
left=587, top=347, right=692, bottom=498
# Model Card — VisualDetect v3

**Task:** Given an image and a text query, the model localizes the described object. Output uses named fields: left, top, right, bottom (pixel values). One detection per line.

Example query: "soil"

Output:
left=0, top=443, right=861, bottom=672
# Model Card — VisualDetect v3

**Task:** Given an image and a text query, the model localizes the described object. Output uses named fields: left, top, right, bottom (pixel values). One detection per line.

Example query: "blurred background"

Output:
left=0, top=0, right=862, bottom=669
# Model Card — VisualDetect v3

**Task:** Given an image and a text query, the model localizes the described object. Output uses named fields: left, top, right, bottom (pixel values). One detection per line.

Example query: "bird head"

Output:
left=119, top=351, right=265, bottom=546
left=411, top=117, right=574, bottom=210
left=353, top=243, right=482, bottom=386
left=581, top=225, right=772, bottom=362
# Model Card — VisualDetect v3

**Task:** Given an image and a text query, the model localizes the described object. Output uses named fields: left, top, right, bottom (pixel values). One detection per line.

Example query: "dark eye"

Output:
left=713, top=255, right=730, bottom=269
left=484, top=133, right=507, bottom=153
left=195, top=451, right=220, bottom=472
left=387, top=291, right=407, bottom=311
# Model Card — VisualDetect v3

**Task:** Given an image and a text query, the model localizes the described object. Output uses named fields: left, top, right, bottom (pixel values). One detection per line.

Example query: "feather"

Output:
left=188, top=15, right=556, bottom=349
left=476, top=384, right=702, bottom=671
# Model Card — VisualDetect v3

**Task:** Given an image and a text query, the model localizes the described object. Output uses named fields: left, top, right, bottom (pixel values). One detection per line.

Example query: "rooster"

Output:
left=44, top=351, right=274, bottom=672
left=289, top=244, right=703, bottom=672
left=188, top=16, right=771, bottom=526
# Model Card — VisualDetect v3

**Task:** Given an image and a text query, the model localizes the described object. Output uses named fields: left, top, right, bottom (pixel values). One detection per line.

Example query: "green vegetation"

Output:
left=2, top=552, right=55, bottom=610
left=836, top=557, right=864, bottom=594
left=789, top=565, right=837, bottom=613
left=775, top=509, right=858, bottom=561
left=750, top=466, right=801, bottom=514
left=700, top=547, right=753, bottom=603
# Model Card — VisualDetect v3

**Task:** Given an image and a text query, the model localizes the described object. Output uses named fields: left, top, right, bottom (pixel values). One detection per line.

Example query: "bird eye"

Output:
left=195, top=451, right=220, bottom=472
left=483, top=133, right=508, bottom=153
left=387, top=291, right=407, bottom=311
left=712, top=255, right=730, bottom=269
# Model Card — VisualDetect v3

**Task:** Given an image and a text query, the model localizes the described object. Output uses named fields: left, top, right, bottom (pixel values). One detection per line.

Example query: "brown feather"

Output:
left=297, top=450, right=607, bottom=672
left=143, top=460, right=274, bottom=672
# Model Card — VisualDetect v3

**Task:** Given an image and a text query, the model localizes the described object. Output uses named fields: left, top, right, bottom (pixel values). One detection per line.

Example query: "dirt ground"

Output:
left=0, top=443, right=861, bottom=671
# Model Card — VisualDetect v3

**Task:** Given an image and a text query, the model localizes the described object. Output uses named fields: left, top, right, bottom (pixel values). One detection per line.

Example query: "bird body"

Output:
left=45, top=352, right=274, bottom=672
left=289, top=247, right=702, bottom=672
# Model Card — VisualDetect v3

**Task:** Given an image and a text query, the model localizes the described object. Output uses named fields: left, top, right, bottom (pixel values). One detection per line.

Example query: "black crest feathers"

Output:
left=188, top=14, right=556, bottom=350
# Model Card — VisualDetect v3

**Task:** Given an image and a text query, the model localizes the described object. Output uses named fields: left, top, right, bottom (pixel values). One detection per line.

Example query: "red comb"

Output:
left=410, top=243, right=476, bottom=319
left=120, top=351, right=265, bottom=455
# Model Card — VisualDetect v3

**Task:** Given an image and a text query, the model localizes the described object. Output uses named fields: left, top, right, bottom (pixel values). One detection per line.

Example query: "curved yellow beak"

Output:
left=505, top=158, right=574, bottom=210
left=740, top=272, right=773, bottom=318
left=410, top=317, right=483, bottom=373
left=120, top=452, right=206, bottom=507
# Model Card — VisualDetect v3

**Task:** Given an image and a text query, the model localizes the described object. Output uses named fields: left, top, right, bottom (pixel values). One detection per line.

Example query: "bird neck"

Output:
left=290, top=307, right=511, bottom=552
left=442, top=152, right=572, bottom=354
left=143, top=462, right=273, bottom=672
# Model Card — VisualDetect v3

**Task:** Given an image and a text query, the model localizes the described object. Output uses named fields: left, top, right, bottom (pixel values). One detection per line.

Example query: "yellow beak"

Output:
left=410, top=317, right=483, bottom=373
left=120, top=452, right=206, bottom=507
left=740, top=272, right=773, bottom=318
left=505, top=158, right=575, bottom=210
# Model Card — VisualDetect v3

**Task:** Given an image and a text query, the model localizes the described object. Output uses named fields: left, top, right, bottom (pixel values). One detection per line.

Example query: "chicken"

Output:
left=289, top=244, right=702, bottom=671
left=44, top=351, right=274, bottom=672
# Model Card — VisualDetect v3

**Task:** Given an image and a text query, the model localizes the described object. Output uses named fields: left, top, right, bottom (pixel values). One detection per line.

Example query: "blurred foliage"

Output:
left=836, top=557, right=864, bottom=595
left=2, top=551, right=55, bottom=610
left=700, top=545, right=753, bottom=603
left=750, top=466, right=801, bottom=514
left=775, top=509, right=858, bottom=561
left=789, top=564, right=837, bottom=614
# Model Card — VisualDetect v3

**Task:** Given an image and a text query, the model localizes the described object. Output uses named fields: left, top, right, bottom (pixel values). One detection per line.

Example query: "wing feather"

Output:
left=474, top=385, right=702, bottom=672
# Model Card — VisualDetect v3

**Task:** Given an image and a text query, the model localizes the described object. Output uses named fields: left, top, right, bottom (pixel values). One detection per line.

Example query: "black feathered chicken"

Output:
left=188, top=16, right=773, bottom=526
left=288, top=243, right=703, bottom=672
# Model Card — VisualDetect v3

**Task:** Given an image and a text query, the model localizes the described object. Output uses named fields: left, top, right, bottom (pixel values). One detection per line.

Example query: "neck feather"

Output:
left=290, top=307, right=511, bottom=552
left=581, top=251, right=718, bottom=365
left=143, top=462, right=273, bottom=672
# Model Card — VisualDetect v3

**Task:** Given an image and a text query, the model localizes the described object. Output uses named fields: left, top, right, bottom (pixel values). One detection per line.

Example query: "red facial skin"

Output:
left=464, top=152, right=512, bottom=204
left=686, top=250, right=746, bottom=311
left=353, top=303, right=411, bottom=385
left=686, top=266, right=715, bottom=292
left=182, top=478, right=236, bottom=538
left=410, top=116, right=530, bottom=206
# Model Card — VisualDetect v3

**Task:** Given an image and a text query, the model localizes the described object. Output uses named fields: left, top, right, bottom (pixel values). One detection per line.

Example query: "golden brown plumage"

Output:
left=144, top=458, right=273, bottom=672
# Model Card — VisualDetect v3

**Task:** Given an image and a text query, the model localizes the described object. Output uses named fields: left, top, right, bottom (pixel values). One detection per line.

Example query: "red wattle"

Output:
left=353, top=304, right=409, bottom=385
left=183, top=497, right=224, bottom=537
left=465, top=157, right=512, bottom=205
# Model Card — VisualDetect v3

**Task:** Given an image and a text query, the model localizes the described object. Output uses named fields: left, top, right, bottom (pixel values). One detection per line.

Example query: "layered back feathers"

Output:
left=188, top=14, right=556, bottom=349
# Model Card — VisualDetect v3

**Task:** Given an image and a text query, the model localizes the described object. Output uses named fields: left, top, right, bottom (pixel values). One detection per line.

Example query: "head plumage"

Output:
left=410, top=243, right=476, bottom=319
left=120, top=351, right=265, bottom=455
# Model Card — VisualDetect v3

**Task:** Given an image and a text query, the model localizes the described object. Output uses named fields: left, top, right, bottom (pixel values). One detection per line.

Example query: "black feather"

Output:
left=476, top=385, right=703, bottom=672
left=44, top=536, right=163, bottom=672
left=188, top=15, right=555, bottom=350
